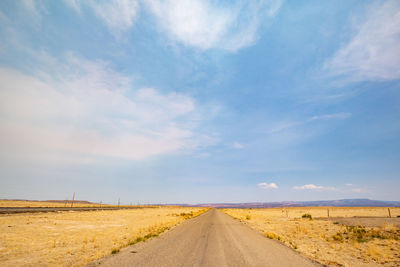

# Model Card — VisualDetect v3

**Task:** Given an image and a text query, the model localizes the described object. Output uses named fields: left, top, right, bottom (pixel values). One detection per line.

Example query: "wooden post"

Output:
left=118, top=198, right=120, bottom=208
left=71, top=192, right=75, bottom=208
left=286, top=209, right=288, bottom=218
left=388, top=208, right=391, bottom=218
left=327, top=208, right=330, bottom=218
left=99, top=201, right=102, bottom=208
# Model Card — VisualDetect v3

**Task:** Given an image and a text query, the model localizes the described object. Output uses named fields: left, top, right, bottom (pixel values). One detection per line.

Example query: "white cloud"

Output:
left=324, top=1, right=400, bottom=82
left=90, top=0, right=139, bottom=33
left=308, top=113, right=351, bottom=121
left=65, top=0, right=139, bottom=34
left=0, top=54, right=213, bottom=162
left=345, top=183, right=353, bottom=186
left=258, top=182, right=278, bottom=189
left=146, top=0, right=282, bottom=51
left=268, top=113, right=351, bottom=134
left=63, top=0, right=282, bottom=49
left=232, top=141, right=244, bottom=149
left=293, top=184, right=336, bottom=191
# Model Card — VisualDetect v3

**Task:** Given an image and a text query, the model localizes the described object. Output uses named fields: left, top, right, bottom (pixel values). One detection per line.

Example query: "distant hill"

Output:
left=187, top=199, right=400, bottom=208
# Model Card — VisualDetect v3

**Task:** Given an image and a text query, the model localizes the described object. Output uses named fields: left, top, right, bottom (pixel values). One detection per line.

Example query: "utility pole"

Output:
left=71, top=192, right=75, bottom=208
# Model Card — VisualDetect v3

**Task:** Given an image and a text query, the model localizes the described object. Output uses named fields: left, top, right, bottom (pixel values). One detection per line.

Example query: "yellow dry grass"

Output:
left=0, top=207, right=208, bottom=266
left=223, top=207, right=400, bottom=267
left=0, top=200, right=102, bottom=208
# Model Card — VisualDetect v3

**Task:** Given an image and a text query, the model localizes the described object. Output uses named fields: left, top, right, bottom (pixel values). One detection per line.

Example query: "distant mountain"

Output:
left=186, top=199, right=400, bottom=208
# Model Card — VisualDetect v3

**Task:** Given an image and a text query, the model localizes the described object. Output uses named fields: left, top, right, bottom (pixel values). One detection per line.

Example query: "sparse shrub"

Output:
left=144, top=233, right=156, bottom=239
left=265, top=232, right=281, bottom=240
left=111, top=248, right=120, bottom=254
left=179, top=212, right=194, bottom=219
left=302, top=213, right=312, bottom=220
left=346, top=225, right=368, bottom=242
left=289, top=240, right=297, bottom=249
left=332, top=232, right=343, bottom=242
left=333, top=221, right=339, bottom=224
left=245, top=215, right=251, bottom=220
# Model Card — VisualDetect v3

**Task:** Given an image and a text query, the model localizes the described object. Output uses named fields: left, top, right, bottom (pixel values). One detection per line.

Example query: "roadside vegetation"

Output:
left=223, top=207, right=400, bottom=266
left=0, top=206, right=208, bottom=266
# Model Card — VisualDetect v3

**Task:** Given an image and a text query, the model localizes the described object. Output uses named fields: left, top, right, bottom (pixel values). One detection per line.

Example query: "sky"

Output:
left=0, top=0, right=399, bottom=204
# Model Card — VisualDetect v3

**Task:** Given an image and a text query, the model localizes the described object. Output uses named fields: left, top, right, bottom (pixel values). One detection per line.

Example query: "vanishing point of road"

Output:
left=90, top=209, right=321, bottom=267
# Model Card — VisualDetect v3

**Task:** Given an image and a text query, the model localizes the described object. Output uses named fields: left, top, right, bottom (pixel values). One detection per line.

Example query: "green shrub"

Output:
left=301, top=213, right=312, bottom=220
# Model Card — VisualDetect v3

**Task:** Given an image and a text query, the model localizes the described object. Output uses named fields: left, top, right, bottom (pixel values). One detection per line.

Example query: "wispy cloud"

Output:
left=64, top=0, right=139, bottom=35
left=258, top=182, right=278, bottom=189
left=324, top=0, right=400, bottom=82
left=268, top=113, right=351, bottom=134
left=345, top=183, right=353, bottom=186
left=293, top=184, right=336, bottom=191
left=63, top=0, right=282, bottom=49
left=232, top=141, right=244, bottom=149
left=146, top=0, right=282, bottom=51
left=0, top=53, right=214, bottom=162
left=90, top=0, right=139, bottom=33
left=349, top=188, right=365, bottom=193
left=63, top=0, right=82, bottom=14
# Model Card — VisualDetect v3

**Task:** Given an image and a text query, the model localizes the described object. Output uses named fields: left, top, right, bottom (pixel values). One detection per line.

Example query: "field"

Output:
left=222, top=207, right=400, bottom=267
left=0, top=206, right=208, bottom=266
left=0, top=199, right=113, bottom=208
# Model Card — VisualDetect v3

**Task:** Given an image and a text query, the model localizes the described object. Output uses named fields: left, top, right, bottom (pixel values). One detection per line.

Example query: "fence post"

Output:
left=388, top=208, right=391, bottom=218
left=327, top=208, right=330, bottom=218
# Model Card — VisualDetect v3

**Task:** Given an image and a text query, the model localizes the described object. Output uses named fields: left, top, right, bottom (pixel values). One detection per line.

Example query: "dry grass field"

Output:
left=223, top=207, right=400, bottom=267
left=0, top=199, right=115, bottom=208
left=0, top=206, right=208, bottom=266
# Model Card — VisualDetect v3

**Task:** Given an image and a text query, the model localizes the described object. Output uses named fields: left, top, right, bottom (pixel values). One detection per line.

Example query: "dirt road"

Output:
left=91, top=209, right=320, bottom=266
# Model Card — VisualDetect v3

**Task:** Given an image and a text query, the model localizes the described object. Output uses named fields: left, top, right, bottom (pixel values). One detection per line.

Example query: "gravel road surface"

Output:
left=91, top=208, right=320, bottom=267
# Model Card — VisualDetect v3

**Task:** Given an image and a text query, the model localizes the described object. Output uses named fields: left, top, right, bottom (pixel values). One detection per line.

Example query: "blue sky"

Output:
left=0, top=0, right=399, bottom=204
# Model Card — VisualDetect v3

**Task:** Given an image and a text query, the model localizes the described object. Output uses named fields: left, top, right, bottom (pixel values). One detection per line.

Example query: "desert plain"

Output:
left=0, top=203, right=208, bottom=266
left=223, top=207, right=400, bottom=266
left=0, top=202, right=399, bottom=267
